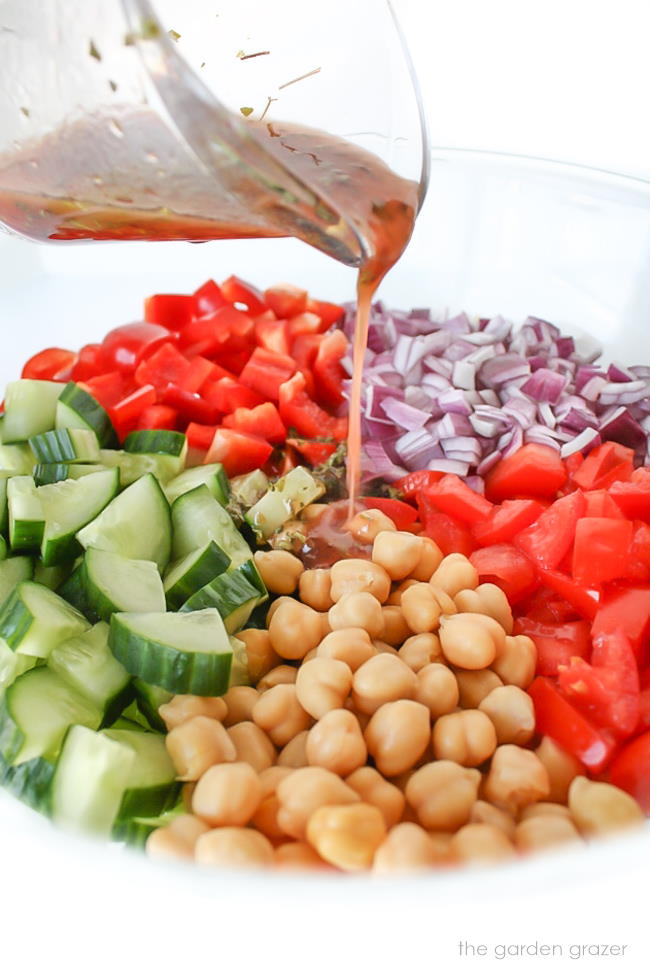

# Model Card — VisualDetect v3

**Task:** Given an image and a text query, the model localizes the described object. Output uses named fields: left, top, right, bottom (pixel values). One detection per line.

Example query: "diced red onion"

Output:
left=560, top=428, right=602, bottom=458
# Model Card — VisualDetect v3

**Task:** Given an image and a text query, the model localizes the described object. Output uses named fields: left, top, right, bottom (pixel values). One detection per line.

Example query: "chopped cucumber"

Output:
left=230, top=469, right=269, bottom=508
left=77, top=473, right=171, bottom=572
left=181, top=567, right=259, bottom=633
left=0, top=580, right=89, bottom=658
left=48, top=621, right=132, bottom=724
left=132, top=679, right=172, bottom=733
left=163, top=541, right=230, bottom=611
left=55, top=382, right=117, bottom=447
left=99, top=449, right=185, bottom=486
left=39, top=468, right=120, bottom=565
left=51, top=725, right=134, bottom=835
left=171, top=484, right=252, bottom=566
left=0, top=556, right=33, bottom=606
left=245, top=466, right=324, bottom=540
left=109, top=609, right=233, bottom=695
left=79, top=548, right=166, bottom=622
left=0, top=753, right=55, bottom=814
left=29, top=427, right=101, bottom=464
left=33, top=560, right=73, bottom=591
left=113, top=802, right=184, bottom=848
left=0, top=476, right=8, bottom=535
left=102, top=727, right=179, bottom=822
left=165, top=463, right=229, bottom=507
left=0, top=668, right=101, bottom=764
left=8, top=476, right=45, bottom=550
left=124, top=429, right=187, bottom=458
left=2, top=380, right=64, bottom=443
left=56, top=563, right=88, bottom=617
left=237, top=558, right=268, bottom=603
left=0, top=640, right=39, bottom=691
left=229, top=636, right=251, bottom=687
left=0, top=443, right=37, bottom=475
left=33, top=462, right=108, bottom=486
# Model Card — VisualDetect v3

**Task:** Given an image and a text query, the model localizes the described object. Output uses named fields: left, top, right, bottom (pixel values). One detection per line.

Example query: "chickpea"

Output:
left=236, top=629, right=281, bottom=683
left=277, top=730, right=310, bottom=768
left=330, top=558, right=391, bottom=603
left=299, top=568, right=334, bottom=612
left=515, top=816, right=582, bottom=854
left=181, top=782, right=196, bottom=808
left=165, top=717, right=236, bottom=781
left=386, top=578, right=420, bottom=606
left=195, top=827, right=274, bottom=868
left=227, top=721, right=277, bottom=773
left=254, top=550, right=303, bottom=595
left=373, top=822, right=442, bottom=873
left=426, top=831, right=455, bottom=861
left=295, top=657, right=353, bottom=719
left=365, top=700, right=431, bottom=776
left=159, top=694, right=228, bottom=732
left=412, top=662, right=458, bottom=719
left=439, top=614, right=498, bottom=670
left=252, top=684, right=311, bottom=747
left=568, top=777, right=644, bottom=836
left=222, top=686, right=260, bottom=727
left=373, top=639, right=398, bottom=655
left=519, top=802, right=574, bottom=822
left=429, top=584, right=457, bottom=616
left=475, top=583, right=514, bottom=634
left=492, top=634, right=536, bottom=688
left=146, top=815, right=210, bottom=862
left=306, top=802, right=387, bottom=871
left=251, top=766, right=293, bottom=840
left=269, top=599, right=323, bottom=660
left=381, top=605, right=413, bottom=646
left=535, top=736, right=584, bottom=804
left=479, top=685, right=535, bottom=745
left=306, top=709, right=367, bottom=777
left=398, top=633, right=443, bottom=672
left=411, top=537, right=444, bottom=582
left=257, top=665, right=298, bottom=692
left=345, top=767, right=405, bottom=828
left=432, top=710, right=497, bottom=767
left=453, top=588, right=486, bottom=616
left=301, top=503, right=328, bottom=523
left=455, top=668, right=503, bottom=708
left=346, top=507, right=396, bottom=543
left=484, top=745, right=550, bottom=813
left=328, top=591, right=385, bottom=639
left=400, top=583, right=442, bottom=633
left=430, top=553, right=478, bottom=596
left=276, top=767, right=359, bottom=840
left=371, top=530, right=423, bottom=581
left=406, top=761, right=480, bottom=831
left=316, top=627, right=376, bottom=671
left=470, top=800, right=516, bottom=839
left=266, top=596, right=295, bottom=626
left=192, top=762, right=262, bottom=827
left=318, top=613, right=332, bottom=639
left=352, top=654, right=417, bottom=715
left=449, top=823, right=515, bottom=863
left=274, top=841, right=334, bottom=871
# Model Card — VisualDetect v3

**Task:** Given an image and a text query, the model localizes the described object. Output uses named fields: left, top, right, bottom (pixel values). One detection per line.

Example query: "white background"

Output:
left=2, top=2, right=650, bottom=974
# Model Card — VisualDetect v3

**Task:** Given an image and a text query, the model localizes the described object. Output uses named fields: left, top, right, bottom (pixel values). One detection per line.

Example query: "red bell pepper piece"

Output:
left=572, top=441, right=634, bottom=491
left=278, top=372, right=347, bottom=441
left=220, top=275, right=267, bottom=316
left=109, top=385, right=156, bottom=427
left=205, top=428, right=273, bottom=477
left=193, top=279, right=227, bottom=317
left=515, top=490, right=586, bottom=569
left=423, top=474, right=493, bottom=526
left=223, top=402, right=287, bottom=445
left=144, top=293, right=195, bottom=330
left=514, top=617, right=591, bottom=676
left=313, top=330, right=348, bottom=410
left=22, top=348, right=77, bottom=381
left=528, top=676, right=617, bottom=772
left=179, top=356, right=219, bottom=395
left=160, top=384, right=220, bottom=425
left=285, top=438, right=337, bottom=466
left=287, top=311, right=324, bottom=339
left=263, top=284, right=308, bottom=319
left=536, top=567, right=600, bottom=620
left=608, top=730, right=650, bottom=812
left=71, top=344, right=103, bottom=381
left=418, top=496, right=475, bottom=558
left=485, top=444, right=567, bottom=502
left=572, top=516, right=634, bottom=587
left=83, top=372, right=132, bottom=410
left=592, top=584, right=650, bottom=665
left=185, top=422, right=219, bottom=451
left=132, top=405, right=179, bottom=430
left=239, top=347, right=297, bottom=402
left=470, top=544, right=537, bottom=604
left=471, top=498, right=545, bottom=546
left=254, top=316, right=291, bottom=358
left=291, top=333, right=324, bottom=374
left=202, top=377, right=265, bottom=413
left=306, top=297, right=344, bottom=328
left=395, top=470, right=445, bottom=500
left=134, top=343, right=190, bottom=391
left=100, top=322, right=172, bottom=374
left=360, top=497, right=419, bottom=531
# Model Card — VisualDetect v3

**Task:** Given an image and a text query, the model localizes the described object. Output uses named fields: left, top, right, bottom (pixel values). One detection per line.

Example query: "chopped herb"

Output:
left=168, top=29, right=181, bottom=42
left=236, top=49, right=245, bottom=58
left=200, top=61, right=206, bottom=68
left=108, top=80, right=118, bottom=92
left=238, top=50, right=270, bottom=60
left=278, top=66, right=321, bottom=90
left=239, top=106, right=254, bottom=117
left=124, top=17, right=160, bottom=45
left=89, top=39, right=101, bottom=61
left=19, top=106, right=30, bottom=118
left=259, top=96, right=278, bottom=123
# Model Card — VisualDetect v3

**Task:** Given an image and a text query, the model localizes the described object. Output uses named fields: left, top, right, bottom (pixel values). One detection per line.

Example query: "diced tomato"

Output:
left=592, top=584, right=650, bottom=665
left=132, top=405, right=179, bottom=431
left=470, top=544, right=537, bottom=604
left=313, top=330, right=348, bottom=410
left=205, top=427, right=273, bottom=477
left=223, top=402, right=286, bottom=445
left=278, top=372, right=347, bottom=441
left=583, top=490, right=625, bottom=519
left=557, top=630, right=640, bottom=738
left=564, top=451, right=584, bottom=481
left=180, top=356, right=218, bottom=394
left=193, top=279, right=228, bottom=317
left=418, top=495, right=475, bottom=557
left=625, top=522, right=650, bottom=582
left=185, top=422, right=219, bottom=451
left=485, top=444, right=567, bottom=502
left=360, top=497, right=419, bottom=531
left=100, top=322, right=172, bottom=374
left=203, top=378, right=265, bottom=413
left=264, top=284, right=308, bottom=319
left=609, top=471, right=650, bottom=520
left=514, top=617, right=591, bottom=676
left=239, top=348, right=297, bottom=402
left=134, top=343, right=190, bottom=391
left=83, top=371, right=132, bottom=410
left=220, top=275, right=267, bottom=316
left=536, top=567, right=600, bottom=620
left=572, top=441, right=634, bottom=491
left=423, top=474, right=493, bottom=526
left=608, top=731, right=650, bottom=812
left=528, top=677, right=616, bottom=772
left=395, top=470, right=445, bottom=500
left=144, top=293, right=195, bottom=330
left=306, top=297, right=344, bottom=328
left=109, top=385, right=156, bottom=428
left=160, top=385, right=220, bottom=425
left=572, top=516, right=634, bottom=587
left=515, top=490, right=586, bottom=569
left=255, top=316, right=291, bottom=357
left=471, top=498, right=544, bottom=546
left=287, top=311, right=324, bottom=339
left=22, top=347, right=77, bottom=381
left=518, top=586, right=580, bottom=625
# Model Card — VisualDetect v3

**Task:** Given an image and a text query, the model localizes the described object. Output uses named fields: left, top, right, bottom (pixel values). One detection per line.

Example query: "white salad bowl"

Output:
left=1, top=151, right=650, bottom=974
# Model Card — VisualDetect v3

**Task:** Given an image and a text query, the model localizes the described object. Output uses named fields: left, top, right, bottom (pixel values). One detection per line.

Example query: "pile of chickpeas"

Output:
left=147, top=507, right=644, bottom=873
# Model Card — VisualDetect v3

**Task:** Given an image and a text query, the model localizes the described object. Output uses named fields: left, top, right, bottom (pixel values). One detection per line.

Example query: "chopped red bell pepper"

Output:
left=287, top=311, right=323, bottom=338
left=205, top=427, right=273, bottom=477
left=144, top=293, right=195, bottom=330
left=471, top=498, right=545, bottom=546
left=100, top=322, right=172, bottom=374
left=608, top=730, right=650, bottom=812
left=291, top=333, right=324, bottom=374
left=572, top=441, right=634, bottom=491
left=485, top=444, right=567, bottom=502
left=239, top=347, right=296, bottom=402
left=22, top=347, right=77, bottom=381
left=220, top=275, right=267, bottom=316
left=109, top=385, right=157, bottom=427
left=305, top=297, right=344, bottom=328
left=193, top=279, right=227, bottom=317
left=255, top=316, right=291, bottom=358
left=180, top=356, right=219, bottom=395
left=360, top=496, right=419, bottom=531
left=514, top=617, right=591, bottom=676
left=515, top=490, right=586, bottom=569
left=424, top=473, right=493, bottom=526
left=285, top=438, right=337, bottom=466
left=395, top=470, right=445, bottom=500
left=71, top=344, right=103, bottom=381
left=185, top=422, right=219, bottom=451
left=418, top=497, right=475, bottom=558
left=160, top=384, right=220, bottom=425
left=82, top=371, right=132, bottom=410
left=134, top=343, right=190, bottom=391
left=470, top=544, right=537, bottom=604
left=132, top=404, right=179, bottom=431
left=278, top=372, right=347, bottom=441
left=263, top=284, right=308, bottom=319
left=572, top=516, right=634, bottom=587
left=536, top=567, right=600, bottom=620
left=223, top=402, right=287, bottom=445
left=313, top=330, right=348, bottom=410
left=202, top=377, right=265, bottom=413
left=592, top=584, right=650, bottom=665
left=528, top=677, right=617, bottom=772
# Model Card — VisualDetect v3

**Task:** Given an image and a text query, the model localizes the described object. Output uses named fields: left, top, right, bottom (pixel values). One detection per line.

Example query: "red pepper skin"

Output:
left=239, top=348, right=297, bottom=403
left=223, top=403, right=287, bottom=445
left=608, top=730, right=650, bottom=812
left=528, top=677, right=617, bottom=773
left=134, top=343, right=190, bottom=392
left=193, top=279, right=228, bottom=317
left=278, top=373, right=347, bottom=441
left=360, top=497, right=419, bottom=531
left=202, top=378, right=265, bottom=413
left=263, top=285, right=307, bottom=319
left=132, top=405, right=179, bottom=431
left=144, top=293, right=195, bottom=330
left=220, top=275, right=267, bottom=316
left=22, top=348, right=77, bottom=381
left=313, top=330, right=348, bottom=410
left=285, top=438, right=337, bottom=466
left=100, top=322, right=172, bottom=374
left=205, top=428, right=273, bottom=477
left=160, top=385, right=220, bottom=425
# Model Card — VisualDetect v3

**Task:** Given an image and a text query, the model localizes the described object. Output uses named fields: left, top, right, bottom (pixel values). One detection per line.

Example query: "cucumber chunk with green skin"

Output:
left=0, top=444, right=37, bottom=475
left=109, top=609, right=233, bottom=695
left=112, top=802, right=184, bottom=847
left=79, top=548, right=166, bottom=622
left=0, top=668, right=102, bottom=764
left=51, top=725, right=134, bottom=835
left=132, top=679, right=172, bottom=732
left=0, top=580, right=90, bottom=658
left=8, top=476, right=45, bottom=550
left=0, top=536, right=6, bottom=561
left=124, top=429, right=187, bottom=458
left=56, top=563, right=89, bottom=617
left=229, top=636, right=251, bottom=687
left=0, top=753, right=55, bottom=814
left=33, top=560, right=73, bottom=592
left=163, top=541, right=231, bottom=611
left=245, top=466, right=324, bottom=540
left=98, top=449, right=185, bottom=486
left=33, top=462, right=108, bottom=486
left=171, top=484, right=252, bottom=566
left=77, top=473, right=172, bottom=572
left=39, top=468, right=120, bottom=566
left=0, top=640, right=39, bottom=691
left=29, top=428, right=101, bottom=465
left=0, top=555, right=33, bottom=606
left=165, top=463, right=230, bottom=507
left=0, top=477, right=9, bottom=535
left=55, top=382, right=117, bottom=448
left=230, top=469, right=269, bottom=508
left=236, top=558, right=268, bottom=603
left=181, top=567, right=259, bottom=633
left=102, top=727, right=179, bottom=822
left=2, top=380, right=64, bottom=443
left=48, top=621, right=133, bottom=724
